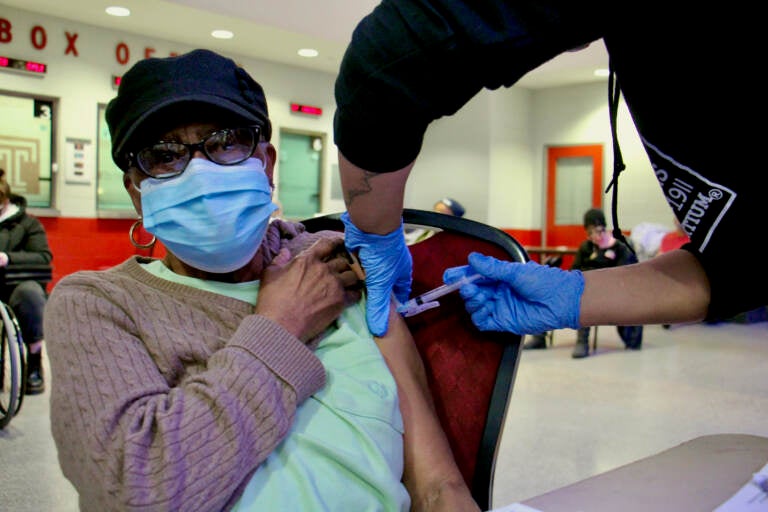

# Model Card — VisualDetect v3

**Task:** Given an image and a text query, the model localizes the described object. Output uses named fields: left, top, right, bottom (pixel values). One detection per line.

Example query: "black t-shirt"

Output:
left=334, top=0, right=764, bottom=320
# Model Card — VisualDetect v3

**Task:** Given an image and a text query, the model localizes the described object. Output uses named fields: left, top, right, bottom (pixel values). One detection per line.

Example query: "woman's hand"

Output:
left=256, top=238, right=362, bottom=342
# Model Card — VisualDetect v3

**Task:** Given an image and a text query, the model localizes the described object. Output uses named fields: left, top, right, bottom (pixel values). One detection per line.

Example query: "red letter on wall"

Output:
left=65, top=32, right=79, bottom=56
left=0, top=18, right=12, bottom=43
left=31, top=25, right=47, bottom=50
left=115, top=42, right=129, bottom=65
left=144, top=47, right=155, bottom=59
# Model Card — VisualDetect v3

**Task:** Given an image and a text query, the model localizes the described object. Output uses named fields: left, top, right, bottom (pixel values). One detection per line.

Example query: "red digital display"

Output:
left=290, top=103, right=322, bottom=116
left=0, top=55, right=47, bottom=75
left=26, top=61, right=46, bottom=73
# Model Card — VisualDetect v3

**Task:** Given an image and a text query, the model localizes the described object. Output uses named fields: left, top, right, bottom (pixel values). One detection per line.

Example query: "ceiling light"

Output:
left=298, top=48, right=319, bottom=58
left=211, top=30, right=234, bottom=40
left=594, top=68, right=610, bottom=77
left=105, top=6, right=130, bottom=17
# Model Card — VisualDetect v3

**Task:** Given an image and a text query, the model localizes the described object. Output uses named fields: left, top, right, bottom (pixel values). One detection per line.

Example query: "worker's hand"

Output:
left=341, top=212, right=412, bottom=337
left=443, top=253, right=584, bottom=335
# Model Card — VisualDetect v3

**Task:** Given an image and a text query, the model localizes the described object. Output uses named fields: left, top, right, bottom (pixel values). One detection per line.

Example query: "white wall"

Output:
left=390, top=78, right=672, bottom=233
left=404, top=88, right=492, bottom=223
left=487, top=87, right=534, bottom=228
left=529, top=82, right=672, bottom=230
left=0, top=5, right=674, bottom=234
left=405, top=86, right=536, bottom=228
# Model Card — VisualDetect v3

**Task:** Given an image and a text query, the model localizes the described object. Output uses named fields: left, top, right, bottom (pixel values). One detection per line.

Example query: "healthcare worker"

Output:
left=334, top=0, right=763, bottom=336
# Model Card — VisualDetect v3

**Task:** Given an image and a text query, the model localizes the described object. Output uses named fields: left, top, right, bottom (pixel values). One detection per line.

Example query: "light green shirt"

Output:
left=143, top=260, right=409, bottom=511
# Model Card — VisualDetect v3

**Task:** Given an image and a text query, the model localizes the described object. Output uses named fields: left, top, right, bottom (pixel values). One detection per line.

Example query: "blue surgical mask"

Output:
left=139, top=157, right=278, bottom=273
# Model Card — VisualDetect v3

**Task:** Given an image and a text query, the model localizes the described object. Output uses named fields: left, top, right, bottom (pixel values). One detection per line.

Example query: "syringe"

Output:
left=397, top=273, right=482, bottom=317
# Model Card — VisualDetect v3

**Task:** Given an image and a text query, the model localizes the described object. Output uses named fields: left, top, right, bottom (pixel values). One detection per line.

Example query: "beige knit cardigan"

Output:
left=44, top=221, right=337, bottom=511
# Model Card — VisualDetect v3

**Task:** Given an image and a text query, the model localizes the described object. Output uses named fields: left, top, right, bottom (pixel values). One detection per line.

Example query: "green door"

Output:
left=277, top=131, right=322, bottom=220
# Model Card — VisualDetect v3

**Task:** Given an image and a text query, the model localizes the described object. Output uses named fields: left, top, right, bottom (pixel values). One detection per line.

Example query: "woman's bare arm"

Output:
left=375, top=303, right=481, bottom=512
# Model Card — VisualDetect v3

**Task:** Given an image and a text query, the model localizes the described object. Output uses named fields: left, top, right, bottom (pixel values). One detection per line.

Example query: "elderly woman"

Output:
left=44, top=50, right=477, bottom=512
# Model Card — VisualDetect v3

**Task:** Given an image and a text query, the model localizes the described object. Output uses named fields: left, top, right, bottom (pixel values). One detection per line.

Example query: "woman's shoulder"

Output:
left=50, top=257, right=148, bottom=294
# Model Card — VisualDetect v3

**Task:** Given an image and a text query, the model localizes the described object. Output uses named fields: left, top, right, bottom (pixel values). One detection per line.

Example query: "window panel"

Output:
left=0, top=94, right=53, bottom=207
left=96, top=104, right=133, bottom=212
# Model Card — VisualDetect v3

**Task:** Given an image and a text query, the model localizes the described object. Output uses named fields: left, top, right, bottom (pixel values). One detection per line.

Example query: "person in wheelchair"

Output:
left=0, top=168, right=52, bottom=395
left=524, top=208, right=642, bottom=358
left=44, top=50, right=477, bottom=512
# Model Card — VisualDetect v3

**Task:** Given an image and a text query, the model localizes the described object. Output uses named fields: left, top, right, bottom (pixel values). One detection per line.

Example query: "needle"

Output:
left=397, top=273, right=482, bottom=317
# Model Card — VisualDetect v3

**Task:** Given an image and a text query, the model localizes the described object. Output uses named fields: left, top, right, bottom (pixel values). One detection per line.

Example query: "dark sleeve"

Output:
left=334, top=0, right=607, bottom=172
left=615, top=241, right=638, bottom=266
left=599, top=8, right=766, bottom=321
left=570, top=241, right=592, bottom=271
left=682, top=243, right=767, bottom=323
left=7, top=216, right=53, bottom=265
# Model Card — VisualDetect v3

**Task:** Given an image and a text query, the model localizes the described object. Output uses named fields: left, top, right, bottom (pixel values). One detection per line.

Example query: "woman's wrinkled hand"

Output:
left=255, top=238, right=362, bottom=342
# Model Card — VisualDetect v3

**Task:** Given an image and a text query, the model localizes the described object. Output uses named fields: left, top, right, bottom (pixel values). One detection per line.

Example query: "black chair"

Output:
left=301, top=209, right=528, bottom=510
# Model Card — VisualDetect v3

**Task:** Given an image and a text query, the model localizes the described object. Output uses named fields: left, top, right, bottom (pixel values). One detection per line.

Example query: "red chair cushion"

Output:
left=405, top=230, right=513, bottom=487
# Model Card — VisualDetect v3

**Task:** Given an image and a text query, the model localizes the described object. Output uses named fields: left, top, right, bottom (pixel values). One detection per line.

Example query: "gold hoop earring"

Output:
left=129, top=218, right=156, bottom=249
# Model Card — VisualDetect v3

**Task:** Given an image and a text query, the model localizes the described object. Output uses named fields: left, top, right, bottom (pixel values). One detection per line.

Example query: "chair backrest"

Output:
left=301, top=209, right=528, bottom=510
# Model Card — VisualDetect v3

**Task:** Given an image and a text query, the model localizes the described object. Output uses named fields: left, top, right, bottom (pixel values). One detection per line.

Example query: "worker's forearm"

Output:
left=579, top=249, right=710, bottom=326
left=338, top=152, right=413, bottom=234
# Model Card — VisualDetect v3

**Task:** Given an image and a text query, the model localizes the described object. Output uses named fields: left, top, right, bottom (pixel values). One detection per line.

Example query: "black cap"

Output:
left=106, top=49, right=272, bottom=170
left=583, top=208, right=606, bottom=228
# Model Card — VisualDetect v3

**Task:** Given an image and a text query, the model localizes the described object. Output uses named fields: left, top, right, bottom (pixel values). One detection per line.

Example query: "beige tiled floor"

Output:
left=492, top=322, right=768, bottom=509
left=1, top=322, right=767, bottom=511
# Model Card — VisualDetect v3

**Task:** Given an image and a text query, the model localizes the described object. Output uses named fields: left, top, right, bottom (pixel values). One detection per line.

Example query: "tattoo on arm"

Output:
left=344, top=171, right=378, bottom=207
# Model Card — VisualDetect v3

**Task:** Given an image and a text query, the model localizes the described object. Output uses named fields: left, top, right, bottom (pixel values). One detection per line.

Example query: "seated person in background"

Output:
left=0, top=168, right=52, bottom=395
left=524, top=208, right=642, bottom=358
left=44, top=49, right=477, bottom=512
left=433, top=197, right=465, bottom=218
left=405, top=197, right=466, bottom=245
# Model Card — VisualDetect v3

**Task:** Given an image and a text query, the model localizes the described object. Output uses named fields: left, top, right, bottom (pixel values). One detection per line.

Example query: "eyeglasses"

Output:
left=128, top=126, right=262, bottom=179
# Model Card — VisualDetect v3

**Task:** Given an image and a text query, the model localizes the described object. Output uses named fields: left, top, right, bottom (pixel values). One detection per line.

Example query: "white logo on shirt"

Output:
left=643, top=138, right=735, bottom=252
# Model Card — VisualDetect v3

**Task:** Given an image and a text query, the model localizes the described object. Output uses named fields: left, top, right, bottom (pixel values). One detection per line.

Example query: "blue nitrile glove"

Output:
left=341, top=212, right=412, bottom=336
left=443, top=252, right=584, bottom=335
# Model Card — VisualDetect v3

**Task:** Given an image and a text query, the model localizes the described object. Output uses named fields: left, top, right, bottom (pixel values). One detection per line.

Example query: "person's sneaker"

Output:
left=523, top=334, right=547, bottom=350
left=26, top=351, right=45, bottom=395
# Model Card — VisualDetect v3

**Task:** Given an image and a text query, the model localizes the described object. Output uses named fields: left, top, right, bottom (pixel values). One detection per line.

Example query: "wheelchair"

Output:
left=0, top=301, right=26, bottom=429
